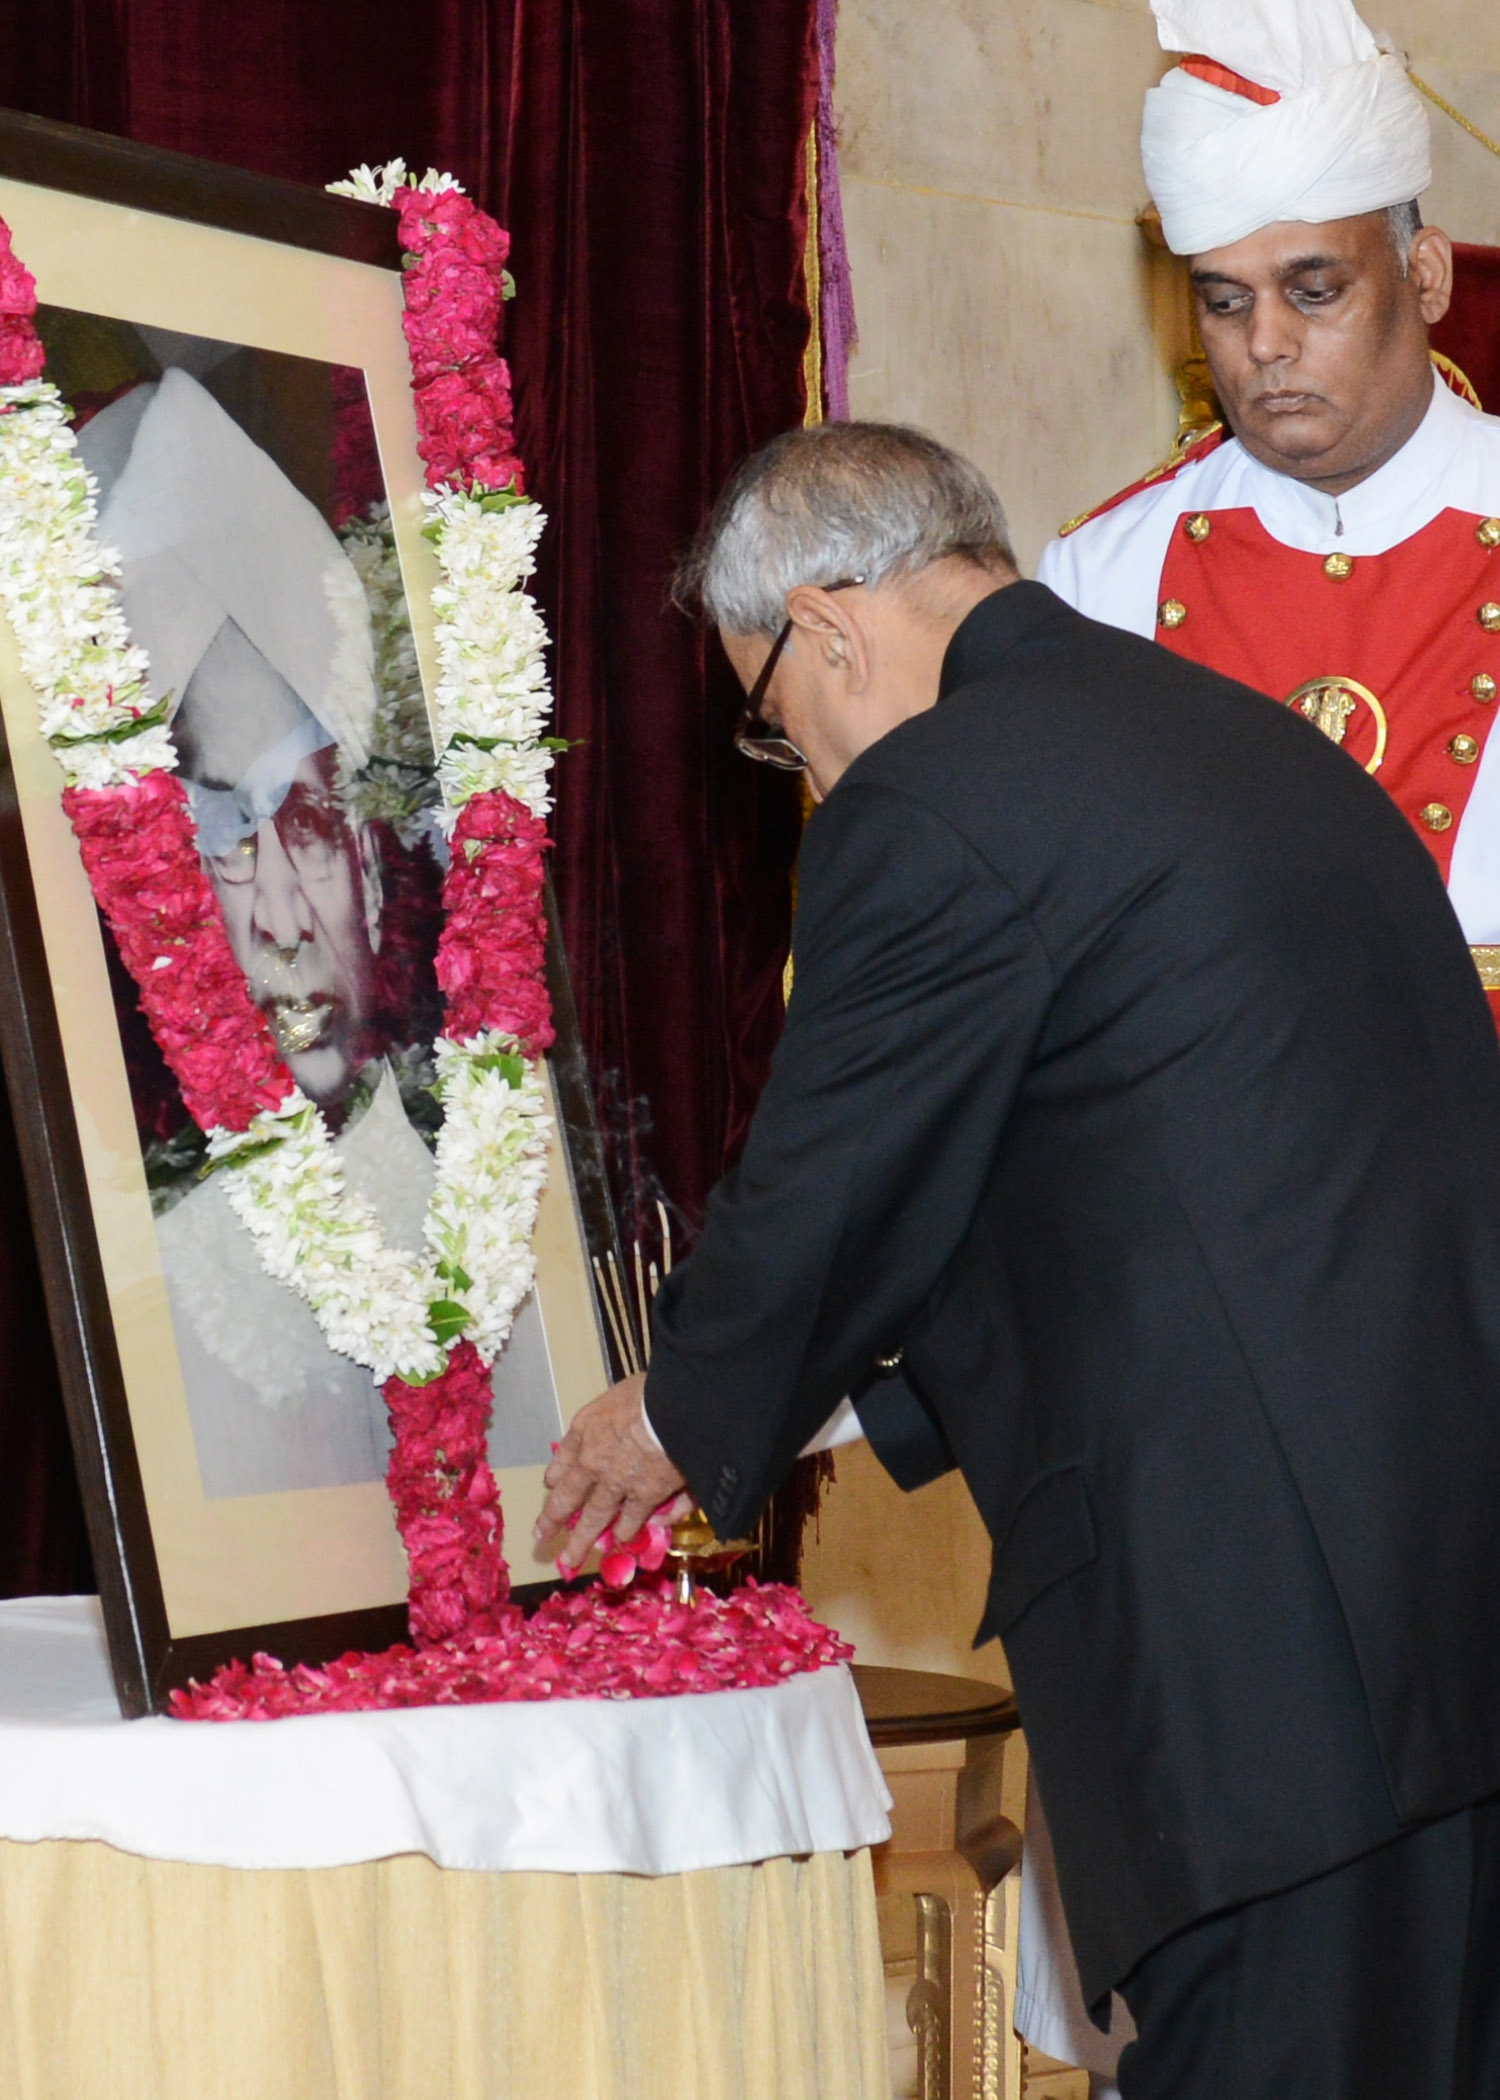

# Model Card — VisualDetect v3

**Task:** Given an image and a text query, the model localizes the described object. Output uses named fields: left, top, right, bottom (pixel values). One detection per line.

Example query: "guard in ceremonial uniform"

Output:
left=1018, top=0, right=1500, bottom=2085
left=1041, top=373, right=1500, bottom=1028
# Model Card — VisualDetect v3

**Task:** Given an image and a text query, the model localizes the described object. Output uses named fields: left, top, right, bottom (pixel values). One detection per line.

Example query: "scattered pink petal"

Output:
left=170, top=1580, right=853, bottom=1721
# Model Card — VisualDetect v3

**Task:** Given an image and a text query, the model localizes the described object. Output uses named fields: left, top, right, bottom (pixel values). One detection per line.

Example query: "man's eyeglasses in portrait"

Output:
left=206, top=784, right=352, bottom=887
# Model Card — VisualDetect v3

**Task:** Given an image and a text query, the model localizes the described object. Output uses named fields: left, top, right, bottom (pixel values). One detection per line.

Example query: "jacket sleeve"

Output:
left=644, top=775, right=1053, bottom=1541
left=851, top=1360, right=959, bottom=1492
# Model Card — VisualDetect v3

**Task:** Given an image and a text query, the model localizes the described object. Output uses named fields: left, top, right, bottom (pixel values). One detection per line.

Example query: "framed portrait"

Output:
left=0, top=112, right=617, bottom=1716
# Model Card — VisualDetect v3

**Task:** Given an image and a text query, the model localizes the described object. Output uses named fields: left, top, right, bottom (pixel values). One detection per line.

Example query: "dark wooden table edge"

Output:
left=851, top=1663, right=1020, bottom=1749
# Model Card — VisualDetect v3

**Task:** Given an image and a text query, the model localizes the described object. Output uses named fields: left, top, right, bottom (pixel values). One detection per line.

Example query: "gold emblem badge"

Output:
left=1283, top=675, right=1388, bottom=774
left=1323, top=552, right=1354, bottom=581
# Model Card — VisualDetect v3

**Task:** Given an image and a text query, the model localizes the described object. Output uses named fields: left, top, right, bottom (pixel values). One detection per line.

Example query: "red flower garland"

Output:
left=394, top=187, right=526, bottom=495
left=385, top=1339, right=514, bottom=1644
left=0, top=222, right=44, bottom=384
left=370, top=187, right=548, bottom=1647
left=62, top=772, right=290, bottom=1132
left=436, top=790, right=555, bottom=1052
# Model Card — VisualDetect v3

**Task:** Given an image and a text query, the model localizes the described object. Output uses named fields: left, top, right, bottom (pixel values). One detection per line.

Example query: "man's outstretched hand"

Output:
left=534, top=1373, right=692, bottom=1571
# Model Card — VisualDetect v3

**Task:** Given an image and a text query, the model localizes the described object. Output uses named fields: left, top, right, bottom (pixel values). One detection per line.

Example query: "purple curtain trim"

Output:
left=815, top=0, right=857, bottom=420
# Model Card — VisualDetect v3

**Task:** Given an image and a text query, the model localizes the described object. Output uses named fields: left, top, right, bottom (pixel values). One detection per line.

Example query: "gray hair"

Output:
left=676, top=421, right=1015, bottom=637
left=1386, top=199, right=1423, bottom=273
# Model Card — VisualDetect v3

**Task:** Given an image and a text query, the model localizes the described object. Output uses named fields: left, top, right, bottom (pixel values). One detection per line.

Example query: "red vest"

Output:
left=1154, top=504, right=1500, bottom=1026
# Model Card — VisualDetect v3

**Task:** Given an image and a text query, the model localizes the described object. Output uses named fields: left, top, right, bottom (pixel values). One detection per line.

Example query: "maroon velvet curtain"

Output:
left=1434, top=243, right=1500, bottom=416
left=0, top=1, right=816, bottom=1592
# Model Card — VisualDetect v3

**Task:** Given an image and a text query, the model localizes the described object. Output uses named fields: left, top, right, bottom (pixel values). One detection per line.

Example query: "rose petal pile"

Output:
left=168, top=1579, right=853, bottom=1720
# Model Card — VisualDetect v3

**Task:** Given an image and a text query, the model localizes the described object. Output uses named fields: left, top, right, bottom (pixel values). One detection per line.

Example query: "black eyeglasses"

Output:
left=732, top=575, right=866, bottom=771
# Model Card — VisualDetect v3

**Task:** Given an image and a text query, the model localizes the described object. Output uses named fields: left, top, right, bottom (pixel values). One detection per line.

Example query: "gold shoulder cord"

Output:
left=1058, top=422, right=1224, bottom=540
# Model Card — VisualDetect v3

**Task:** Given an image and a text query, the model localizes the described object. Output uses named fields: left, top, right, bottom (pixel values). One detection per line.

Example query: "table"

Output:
left=0, top=1598, right=894, bottom=2100
left=854, top=1666, right=1023, bottom=2100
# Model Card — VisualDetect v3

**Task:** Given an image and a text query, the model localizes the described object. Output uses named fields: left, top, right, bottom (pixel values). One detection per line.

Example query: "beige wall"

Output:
left=798, top=0, right=1500, bottom=1685
left=1405, top=6, right=1500, bottom=247
left=835, top=0, right=1174, bottom=576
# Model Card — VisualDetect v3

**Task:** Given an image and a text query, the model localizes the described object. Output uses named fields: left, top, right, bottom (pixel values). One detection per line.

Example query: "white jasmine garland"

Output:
left=208, top=1095, right=445, bottom=1386
left=0, top=247, right=561, bottom=1396
left=425, top=488, right=556, bottom=821
left=328, top=159, right=465, bottom=207
left=0, top=382, right=164, bottom=788
left=424, top=1033, right=553, bottom=1364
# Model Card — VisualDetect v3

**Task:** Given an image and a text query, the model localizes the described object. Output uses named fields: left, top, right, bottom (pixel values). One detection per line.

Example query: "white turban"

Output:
left=1142, top=0, right=1432, bottom=256
left=77, top=366, right=377, bottom=767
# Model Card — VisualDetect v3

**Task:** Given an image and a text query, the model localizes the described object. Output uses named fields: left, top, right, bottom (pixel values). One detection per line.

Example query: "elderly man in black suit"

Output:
left=537, top=421, right=1500, bottom=2098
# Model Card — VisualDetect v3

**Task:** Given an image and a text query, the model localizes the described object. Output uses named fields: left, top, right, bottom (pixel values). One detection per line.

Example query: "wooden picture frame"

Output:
left=0, top=110, right=618, bottom=1716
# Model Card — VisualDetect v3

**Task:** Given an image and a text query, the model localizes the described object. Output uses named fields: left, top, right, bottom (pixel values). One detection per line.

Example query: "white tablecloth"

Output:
left=0, top=1596, right=891, bottom=1873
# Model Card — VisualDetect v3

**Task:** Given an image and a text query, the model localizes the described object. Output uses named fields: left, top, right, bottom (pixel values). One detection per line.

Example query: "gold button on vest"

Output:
left=1323, top=552, right=1354, bottom=581
left=1449, top=734, right=1481, bottom=765
left=1479, top=518, right=1500, bottom=549
left=1481, top=603, right=1500, bottom=633
left=1473, top=674, right=1498, bottom=703
left=1420, top=802, right=1455, bottom=832
left=1157, top=599, right=1187, bottom=630
left=1183, top=514, right=1211, bottom=543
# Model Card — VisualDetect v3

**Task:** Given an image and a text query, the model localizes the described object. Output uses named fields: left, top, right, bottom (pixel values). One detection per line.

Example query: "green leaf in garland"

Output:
left=427, top=1298, right=470, bottom=1348
left=50, top=691, right=172, bottom=748
left=445, top=730, right=579, bottom=756
left=468, top=1048, right=526, bottom=1086
left=196, top=1132, right=286, bottom=1181
left=436, top=1260, right=475, bottom=1293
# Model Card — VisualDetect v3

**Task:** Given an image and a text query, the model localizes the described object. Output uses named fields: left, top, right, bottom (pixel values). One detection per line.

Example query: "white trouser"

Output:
left=1016, top=1772, right=1134, bottom=2088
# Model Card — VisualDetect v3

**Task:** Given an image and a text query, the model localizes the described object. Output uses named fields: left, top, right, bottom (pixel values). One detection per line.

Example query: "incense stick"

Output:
left=633, top=1243, right=653, bottom=1368
left=605, top=1251, right=642, bottom=1374
left=593, top=1206, right=680, bottom=1380
left=656, top=1199, right=673, bottom=1274
left=592, top=1253, right=639, bottom=1377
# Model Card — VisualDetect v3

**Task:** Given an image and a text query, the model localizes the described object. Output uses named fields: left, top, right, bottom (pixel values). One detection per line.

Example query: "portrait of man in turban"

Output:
left=49, top=328, right=563, bottom=1499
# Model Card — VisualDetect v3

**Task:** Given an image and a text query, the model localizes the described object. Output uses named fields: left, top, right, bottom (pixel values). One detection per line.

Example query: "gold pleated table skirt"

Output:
left=0, top=1838, right=888, bottom=2100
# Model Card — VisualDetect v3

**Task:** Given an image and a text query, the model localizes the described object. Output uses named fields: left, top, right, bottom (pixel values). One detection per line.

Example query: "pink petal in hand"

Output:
left=598, top=1546, right=639, bottom=1590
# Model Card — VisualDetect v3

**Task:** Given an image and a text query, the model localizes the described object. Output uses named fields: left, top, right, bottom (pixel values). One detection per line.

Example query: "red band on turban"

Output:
left=1180, top=55, right=1281, bottom=105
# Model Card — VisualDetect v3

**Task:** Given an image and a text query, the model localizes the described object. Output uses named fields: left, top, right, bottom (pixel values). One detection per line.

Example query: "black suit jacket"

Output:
left=646, top=582, right=1500, bottom=2001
